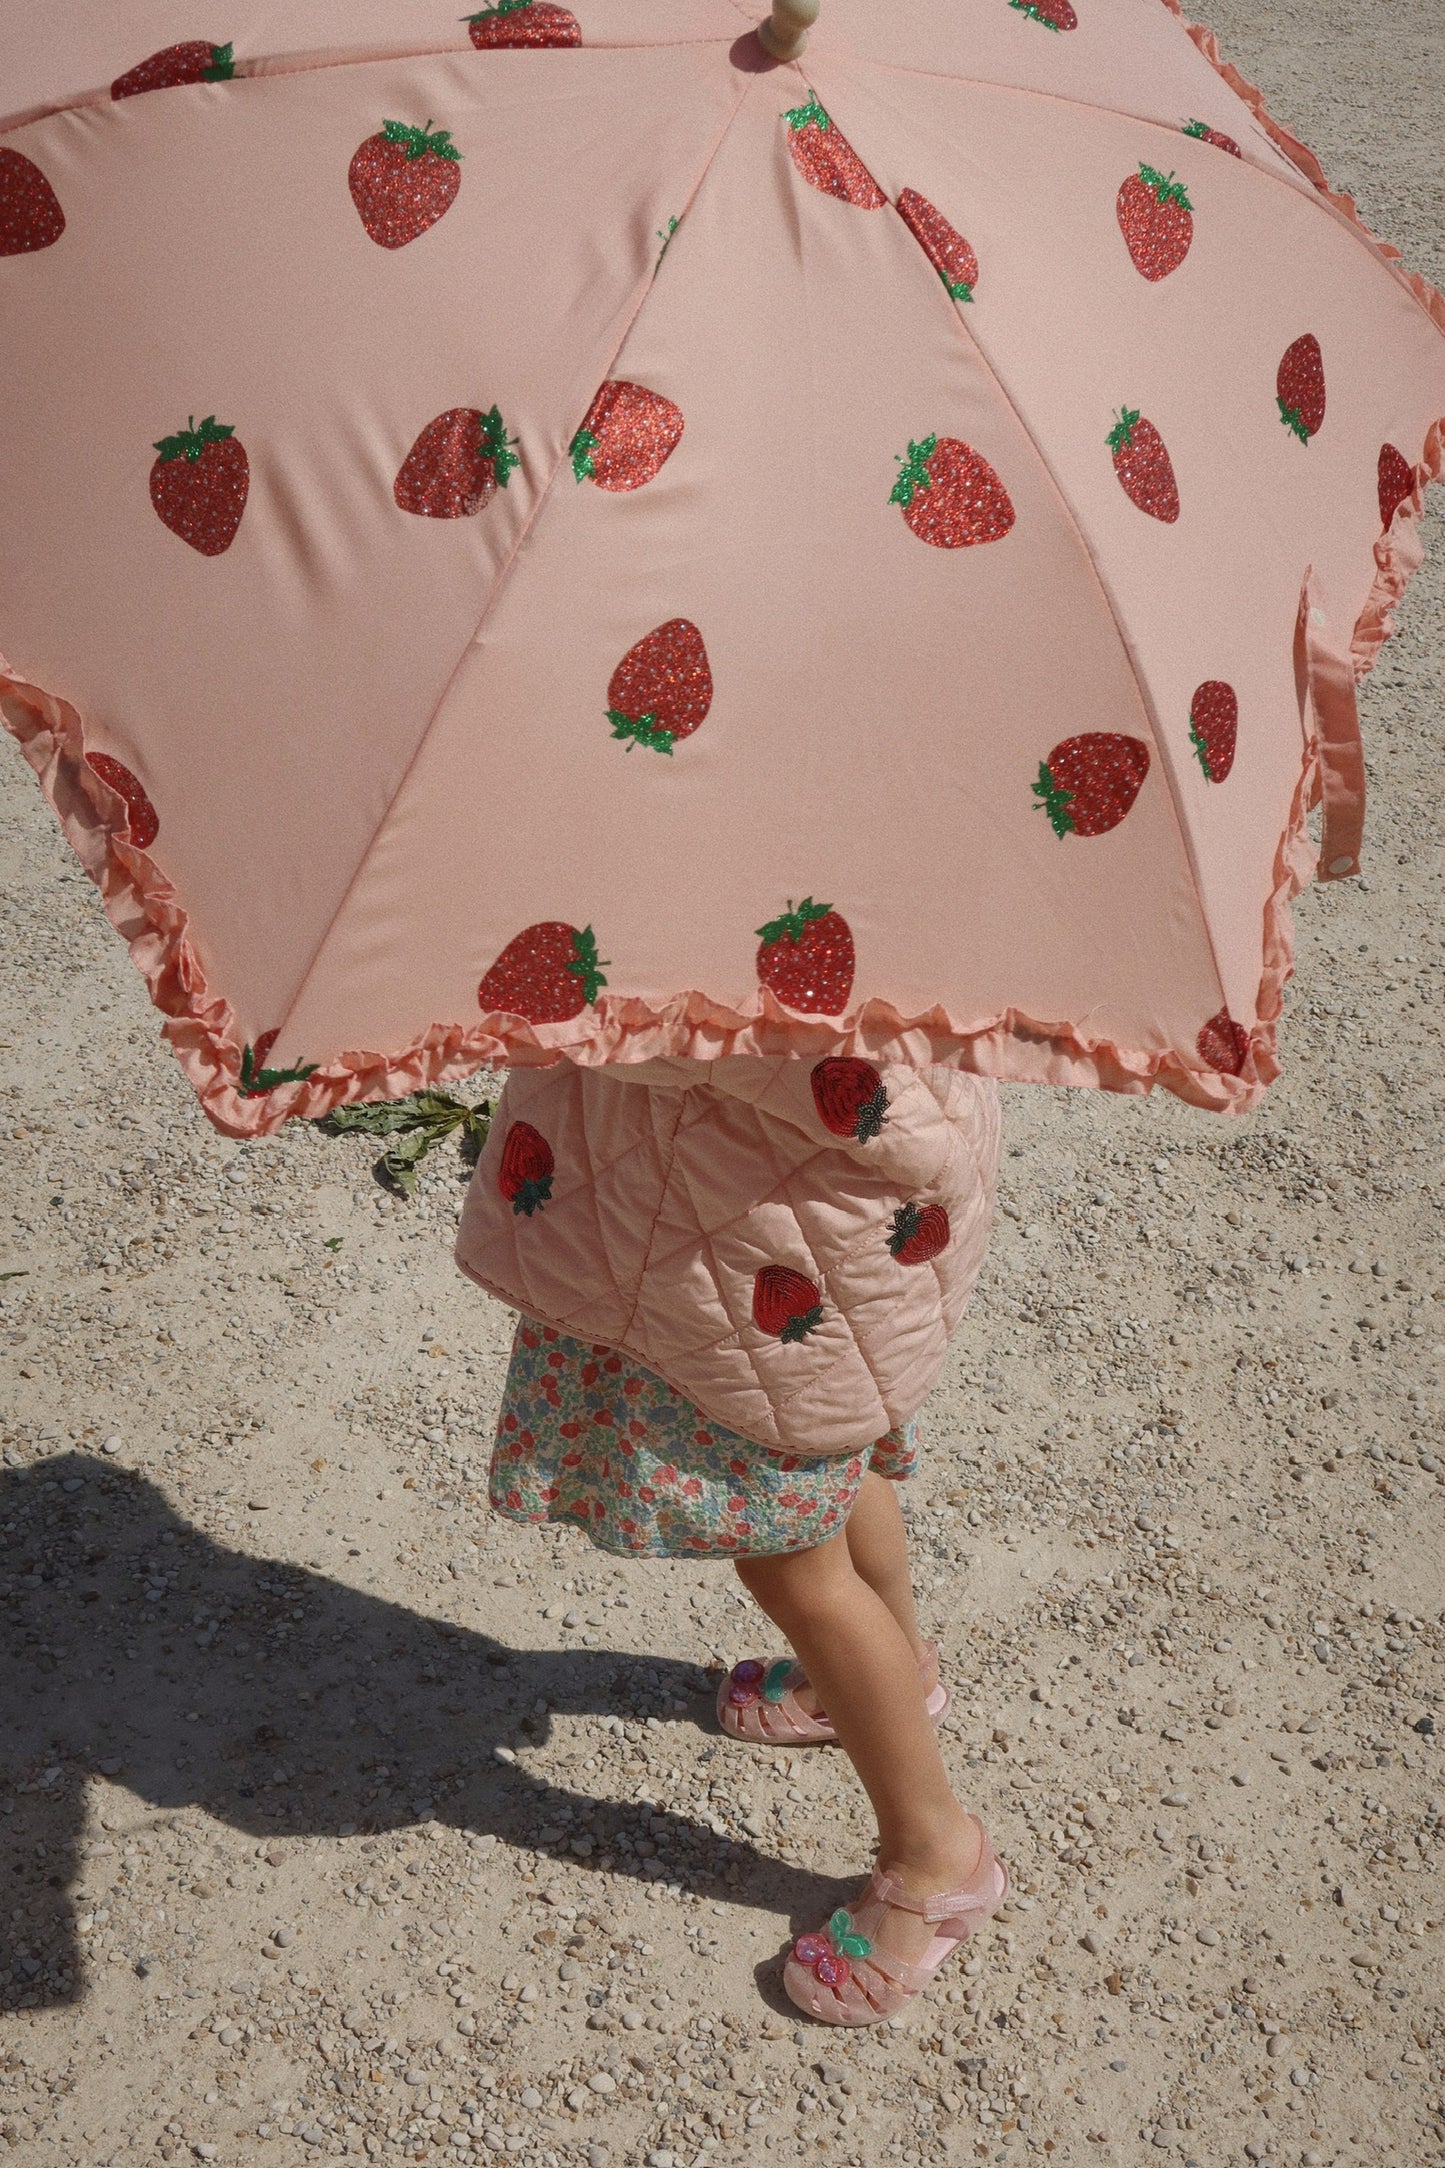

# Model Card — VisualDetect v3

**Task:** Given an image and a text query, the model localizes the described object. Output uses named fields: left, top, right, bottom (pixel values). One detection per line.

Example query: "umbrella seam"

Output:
left=858, top=60, right=1445, bottom=348
left=264, top=67, right=759, bottom=1055
left=0, top=40, right=752, bottom=140
left=792, top=62, right=1235, bottom=1023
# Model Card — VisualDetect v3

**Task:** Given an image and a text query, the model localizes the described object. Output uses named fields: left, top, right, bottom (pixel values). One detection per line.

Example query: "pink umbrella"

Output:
left=1, top=0, right=1441, bottom=1135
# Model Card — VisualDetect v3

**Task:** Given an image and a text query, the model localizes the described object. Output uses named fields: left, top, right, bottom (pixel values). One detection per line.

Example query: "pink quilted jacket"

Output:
left=455, top=1056, right=999, bottom=1460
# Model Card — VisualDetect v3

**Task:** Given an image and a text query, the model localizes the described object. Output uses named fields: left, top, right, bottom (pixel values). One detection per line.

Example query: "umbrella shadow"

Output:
left=1, top=1454, right=836, bottom=2012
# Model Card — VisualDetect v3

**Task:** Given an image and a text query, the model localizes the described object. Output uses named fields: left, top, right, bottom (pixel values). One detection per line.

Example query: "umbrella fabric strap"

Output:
left=1296, top=570, right=1364, bottom=883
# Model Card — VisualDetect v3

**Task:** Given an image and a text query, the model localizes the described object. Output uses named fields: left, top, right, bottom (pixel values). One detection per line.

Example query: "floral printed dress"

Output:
left=489, top=1319, right=918, bottom=1560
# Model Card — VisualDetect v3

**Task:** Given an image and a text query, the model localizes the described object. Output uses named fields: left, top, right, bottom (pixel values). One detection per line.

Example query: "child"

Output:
left=455, top=1051, right=1010, bottom=2026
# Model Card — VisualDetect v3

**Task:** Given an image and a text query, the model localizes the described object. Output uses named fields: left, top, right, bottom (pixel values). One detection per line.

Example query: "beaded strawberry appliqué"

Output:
left=793, top=1910, right=874, bottom=1990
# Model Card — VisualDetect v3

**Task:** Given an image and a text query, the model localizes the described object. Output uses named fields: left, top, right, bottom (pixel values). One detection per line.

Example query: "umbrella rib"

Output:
left=863, top=59, right=1445, bottom=340
left=262, top=70, right=760, bottom=1060
left=867, top=174, right=1234, bottom=1020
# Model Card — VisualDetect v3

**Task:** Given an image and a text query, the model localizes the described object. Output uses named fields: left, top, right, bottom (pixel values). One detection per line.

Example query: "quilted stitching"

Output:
left=456, top=1057, right=999, bottom=1458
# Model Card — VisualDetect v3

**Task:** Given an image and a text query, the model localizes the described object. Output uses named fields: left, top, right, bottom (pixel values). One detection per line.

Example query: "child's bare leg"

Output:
left=787, top=1470, right=935, bottom=1712
left=735, top=1530, right=979, bottom=1963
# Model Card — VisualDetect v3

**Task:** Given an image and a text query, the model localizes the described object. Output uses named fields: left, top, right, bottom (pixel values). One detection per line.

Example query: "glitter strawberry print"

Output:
left=111, top=41, right=237, bottom=98
left=478, top=923, right=609, bottom=1023
left=1008, top=0, right=1077, bottom=27
left=349, top=119, right=462, bottom=249
left=752, top=1266, right=824, bottom=1344
left=571, top=382, right=684, bottom=492
left=607, top=620, right=712, bottom=755
left=149, top=415, right=249, bottom=555
left=1189, top=681, right=1238, bottom=784
left=0, top=150, right=65, bottom=255
left=1108, top=408, right=1179, bottom=523
left=811, top=1058, right=889, bottom=1143
left=498, top=1122, right=555, bottom=1216
left=86, top=753, right=159, bottom=849
left=891, top=437, right=1015, bottom=548
left=756, top=900, right=855, bottom=1015
left=887, top=1202, right=951, bottom=1266
left=896, top=189, right=979, bottom=302
left=1182, top=118, right=1242, bottom=158
left=1197, top=1010, right=1250, bottom=1075
left=1116, top=165, right=1194, bottom=281
left=1034, top=735, right=1150, bottom=837
left=238, top=1036, right=317, bottom=1097
left=1277, top=334, right=1325, bottom=443
left=1377, top=444, right=1416, bottom=529
left=394, top=405, right=519, bottom=518
left=464, top=1, right=581, bottom=47
left=784, top=96, right=885, bottom=210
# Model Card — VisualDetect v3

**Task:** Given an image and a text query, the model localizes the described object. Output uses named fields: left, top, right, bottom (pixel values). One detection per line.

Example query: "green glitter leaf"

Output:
left=152, top=414, right=236, bottom=464
left=607, top=707, right=675, bottom=755
left=889, top=435, right=937, bottom=509
left=785, top=94, right=831, bottom=134
left=478, top=404, right=520, bottom=485
left=1189, top=720, right=1215, bottom=780
left=565, top=925, right=610, bottom=1005
left=1138, top=163, right=1193, bottom=211
left=570, top=427, right=599, bottom=482
left=238, top=1043, right=319, bottom=1097
left=1277, top=397, right=1312, bottom=444
left=779, top=1305, right=824, bottom=1343
left=1182, top=118, right=1211, bottom=139
left=202, top=40, right=236, bottom=81
left=462, top=1, right=533, bottom=20
left=1032, top=761, right=1077, bottom=838
left=756, top=897, right=833, bottom=946
left=656, top=214, right=680, bottom=266
left=942, top=274, right=974, bottom=302
left=887, top=1202, right=921, bottom=1258
left=1106, top=407, right=1141, bottom=454
left=380, top=117, right=463, bottom=165
left=1008, top=0, right=1062, bottom=27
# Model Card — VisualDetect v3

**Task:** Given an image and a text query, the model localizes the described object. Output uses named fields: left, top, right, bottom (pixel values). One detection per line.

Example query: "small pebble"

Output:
left=520, top=2087, right=543, bottom=2110
left=587, top=2071, right=617, bottom=2094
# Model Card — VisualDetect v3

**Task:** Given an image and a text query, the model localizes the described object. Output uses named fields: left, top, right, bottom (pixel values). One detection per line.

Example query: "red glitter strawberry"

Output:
left=1008, top=0, right=1077, bottom=27
left=1108, top=408, right=1179, bottom=522
left=1377, top=443, right=1415, bottom=529
left=149, top=415, right=249, bottom=555
left=1116, top=164, right=1194, bottom=281
left=784, top=95, right=885, bottom=210
left=752, top=1266, right=824, bottom=1344
left=111, top=40, right=237, bottom=99
left=890, top=436, right=1015, bottom=548
left=606, top=620, right=711, bottom=755
left=1198, top=1010, right=1250, bottom=1075
left=349, top=118, right=462, bottom=249
left=0, top=150, right=65, bottom=256
left=571, top=381, right=683, bottom=492
left=478, top=922, right=609, bottom=1023
left=1189, top=681, right=1238, bottom=784
left=498, top=1122, right=555, bottom=1216
left=1182, top=117, right=1242, bottom=158
left=1034, top=735, right=1150, bottom=837
left=464, top=1, right=581, bottom=47
left=896, top=189, right=979, bottom=301
left=1277, top=334, right=1325, bottom=443
left=394, top=405, right=519, bottom=518
left=811, top=1058, right=888, bottom=1143
left=756, top=899, right=855, bottom=1015
left=887, top=1202, right=951, bottom=1266
left=86, top=753, right=159, bottom=849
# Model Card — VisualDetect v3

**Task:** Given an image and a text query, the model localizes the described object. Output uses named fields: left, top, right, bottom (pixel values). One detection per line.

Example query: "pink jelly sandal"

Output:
left=784, top=1823, right=1009, bottom=2026
left=717, top=1639, right=950, bottom=1745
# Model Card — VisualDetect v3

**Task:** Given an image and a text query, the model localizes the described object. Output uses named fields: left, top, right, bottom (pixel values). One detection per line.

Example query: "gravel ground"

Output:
left=2, top=6, right=1444, bottom=2166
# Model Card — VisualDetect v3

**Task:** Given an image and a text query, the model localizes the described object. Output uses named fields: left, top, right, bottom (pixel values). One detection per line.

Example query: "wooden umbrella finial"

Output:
left=758, top=0, right=821, bottom=62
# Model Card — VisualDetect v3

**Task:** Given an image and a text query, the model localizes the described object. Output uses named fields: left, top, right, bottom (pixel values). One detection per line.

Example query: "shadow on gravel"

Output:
left=2, top=1454, right=830, bottom=2011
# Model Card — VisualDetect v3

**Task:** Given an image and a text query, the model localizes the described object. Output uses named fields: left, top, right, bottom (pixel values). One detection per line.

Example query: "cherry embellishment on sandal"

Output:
left=725, top=1658, right=766, bottom=1707
left=793, top=1909, right=873, bottom=1990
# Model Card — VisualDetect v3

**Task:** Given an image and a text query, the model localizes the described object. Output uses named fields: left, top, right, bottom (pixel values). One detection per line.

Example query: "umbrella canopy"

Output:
left=2, top=0, right=1442, bottom=1136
